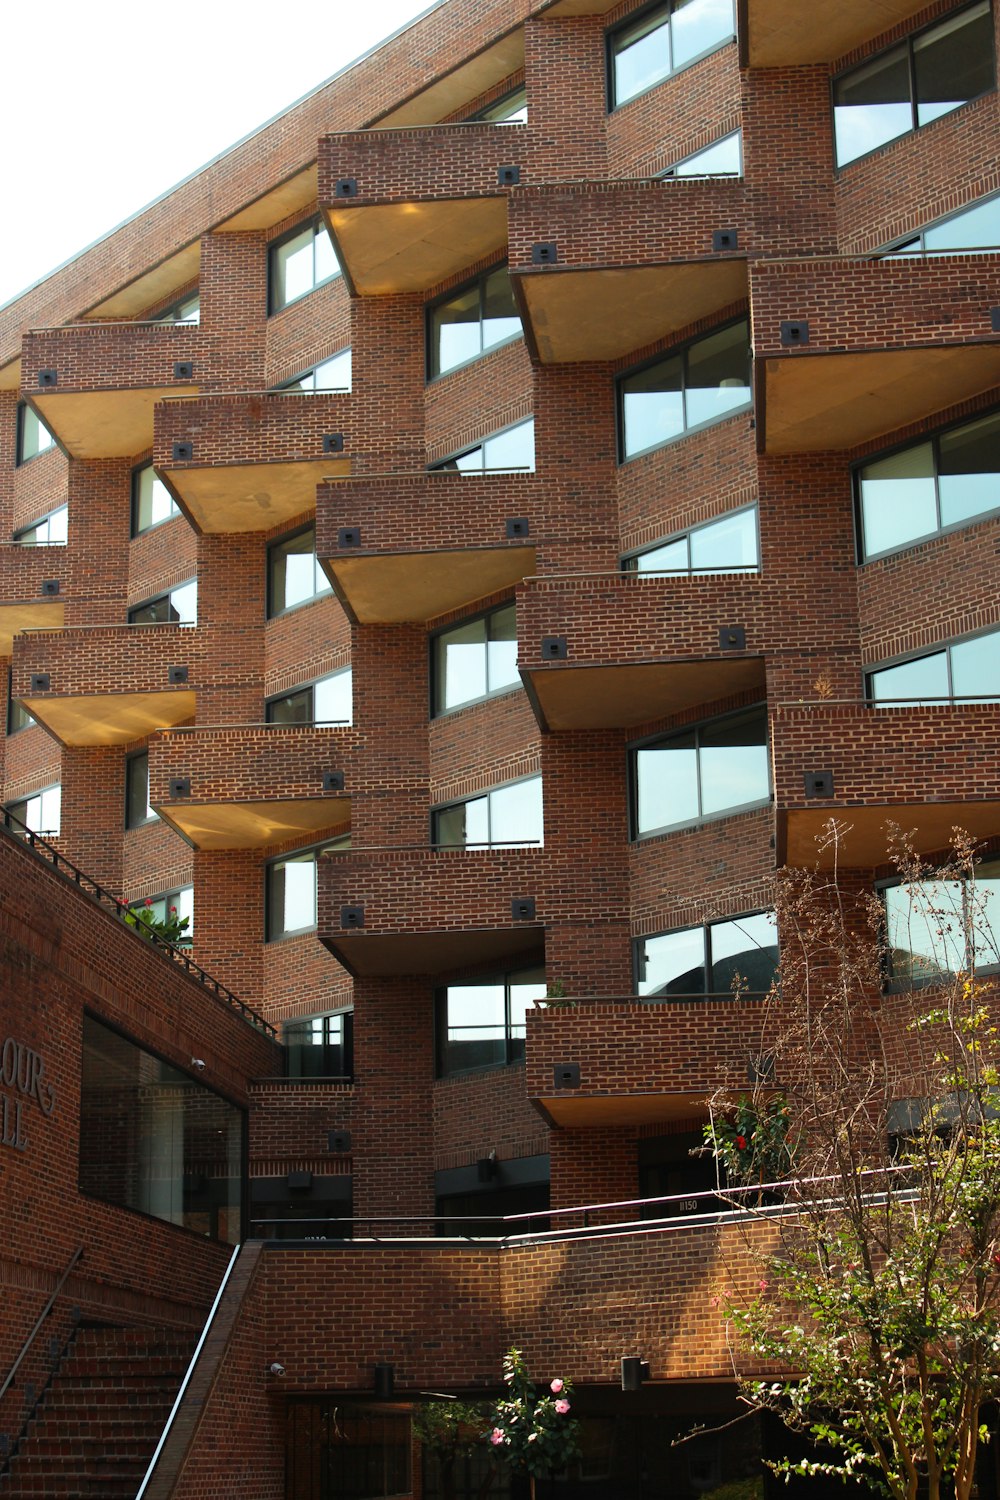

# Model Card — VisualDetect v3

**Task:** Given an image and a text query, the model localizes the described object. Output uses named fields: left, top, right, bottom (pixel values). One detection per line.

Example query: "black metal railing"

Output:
left=0, top=812, right=276, bottom=1037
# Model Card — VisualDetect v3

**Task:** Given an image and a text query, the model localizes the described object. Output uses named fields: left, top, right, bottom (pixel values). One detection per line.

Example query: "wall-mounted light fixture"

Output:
left=620, top=1356, right=650, bottom=1391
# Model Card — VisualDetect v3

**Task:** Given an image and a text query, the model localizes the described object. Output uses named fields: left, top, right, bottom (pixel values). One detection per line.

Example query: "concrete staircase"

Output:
left=0, top=1324, right=196, bottom=1499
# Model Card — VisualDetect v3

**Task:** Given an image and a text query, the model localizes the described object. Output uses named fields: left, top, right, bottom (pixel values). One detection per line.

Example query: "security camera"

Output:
left=191, top=1058, right=206, bottom=1070
left=268, top=1362, right=286, bottom=1377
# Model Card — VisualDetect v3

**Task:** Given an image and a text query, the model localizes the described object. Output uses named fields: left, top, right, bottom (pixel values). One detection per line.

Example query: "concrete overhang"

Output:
left=0, top=602, right=64, bottom=655
left=780, top=801, right=1000, bottom=869
left=20, top=691, right=197, bottom=749
left=326, top=197, right=508, bottom=296
left=82, top=243, right=201, bottom=321
left=0, top=358, right=21, bottom=392
left=375, top=30, right=525, bottom=127
left=30, top=386, right=197, bottom=461
left=522, top=658, right=766, bottom=731
left=532, top=1090, right=707, bottom=1128
left=320, top=925, right=544, bottom=978
left=161, top=457, right=350, bottom=535
left=741, top=0, right=932, bottom=67
left=215, top=165, right=318, bottom=232
left=156, top=798, right=351, bottom=852
left=326, top=545, right=536, bottom=625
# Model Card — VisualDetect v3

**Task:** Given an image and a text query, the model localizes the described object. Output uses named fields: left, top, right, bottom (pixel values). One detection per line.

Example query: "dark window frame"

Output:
left=3, top=782, right=62, bottom=838
left=632, top=908, right=779, bottom=999
left=616, top=315, right=752, bottom=464
left=15, top=402, right=57, bottom=467
left=434, top=965, right=546, bottom=1078
left=661, top=128, right=743, bottom=178
left=131, top=460, right=181, bottom=538
left=125, top=750, right=156, bottom=830
left=425, top=262, right=522, bottom=381
left=6, top=669, right=33, bottom=736
left=431, top=771, right=544, bottom=849
left=620, top=501, right=760, bottom=575
left=266, top=523, right=331, bottom=620
left=852, top=405, right=1000, bottom=563
left=865, top=624, right=1000, bottom=704
left=148, top=288, right=200, bottom=324
left=127, top=576, right=197, bottom=626
left=428, top=415, right=536, bottom=474
left=467, top=84, right=528, bottom=122
left=877, top=856, right=1000, bottom=988
left=265, top=838, right=349, bottom=944
left=831, top=0, right=996, bottom=172
left=606, top=0, right=736, bottom=112
left=13, top=502, right=68, bottom=546
left=267, top=215, right=341, bottom=316
left=283, top=1008, right=355, bottom=1080
left=627, top=704, right=771, bottom=841
left=879, top=188, right=1000, bottom=257
left=273, top=346, right=352, bottom=393
left=264, top=666, right=353, bottom=726
left=428, top=599, right=519, bottom=719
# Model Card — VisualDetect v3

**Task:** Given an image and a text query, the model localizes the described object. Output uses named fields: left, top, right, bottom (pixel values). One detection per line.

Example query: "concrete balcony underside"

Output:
left=328, top=197, right=508, bottom=295
left=523, top=658, right=765, bottom=731
left=31, top=386, right=199, bottom=460
left=327, top=546, right=535, bottom=624
left=157, top=798, right=351, bottom=852
left=742, top=0, right=930, bottom=66
left=536, top=1088, right=709, bottom=1127
left=161, top=456, right=350, bottom=534
left=759, top=345, right=1000, bottom=455
left=0, top=601, right=64, bottom=654
left=21, top=690, right=196, bottom=748
left=781, top=801, right=1000, bottom=869
left=321, top=925, right=545, bottom=978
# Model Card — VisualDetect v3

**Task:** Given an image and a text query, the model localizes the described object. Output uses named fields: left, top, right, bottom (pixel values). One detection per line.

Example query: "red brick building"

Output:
left=1, top=0, right=999, bottom=1494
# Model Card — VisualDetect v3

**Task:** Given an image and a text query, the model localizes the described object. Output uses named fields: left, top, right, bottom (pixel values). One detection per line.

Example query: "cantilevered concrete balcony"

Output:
left=509, top=180, right=748, bottom=364
left=517, top=573, right=767, bottom=731
left=318, top=847, right=546, bottom=976
left=774, top=701, right=1000, bottom=868
left=0, top=546, right=67, bottom=653
left=526, top=997, right=770, bottom=1127
left=316, top=473, right=541, bottom=623
left=319, top=125, right=525, bottom=294
left=740, top=0, right=931, bottom=67
left=154, top=392, right=351, bottom=534
left=20, top=323, right=202, bottom=459
left=149, top=725, right=357, bottom=851
left=753, top=258, right=1000, bottom=455
left=11, top=625, right=201, bottom=747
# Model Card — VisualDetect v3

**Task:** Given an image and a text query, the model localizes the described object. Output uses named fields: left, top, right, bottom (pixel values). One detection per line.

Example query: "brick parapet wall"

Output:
left=149, top=726, right=366, bottom=804
left=154, top=391, right=353, bottom=470
left=0, top=541, right=73, bottom=601
left=319, top=124, right=530, bottom=206
left=317, top=471, right=544, bottom=560
left=11, top=623, right=205, bottom=701
left=19, top=323, right=207, bottom=398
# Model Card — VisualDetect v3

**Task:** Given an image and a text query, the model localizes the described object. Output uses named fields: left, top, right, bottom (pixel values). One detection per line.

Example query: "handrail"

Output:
left=0, top=813, right=276, bottom=1038
left=320, top=841, right=543, bottom=856
left=134, top=1242, right=241, bottom=1500
left=521, top=565, right=760, bottom=582
left=775, top=696, right=999, bottom=709
left=157, top=720, right=352, bottom=733
left=0, top=1246, right=83, bottom=1404
left=158, top=387, right=350, bottom=402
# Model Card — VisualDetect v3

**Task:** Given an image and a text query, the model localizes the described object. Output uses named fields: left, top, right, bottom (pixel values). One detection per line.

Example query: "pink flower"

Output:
left=555, top=1399, right=570, bottom=1414
left=490, top=1429, right=504, bottom=1446
left=710, top=1295, right=721, bottom=1309
left=759, top=1280, right=769, bottom=1293
left=550, top=1379, right=564, bottom=1394
left=144, top=898, right=153, bottom=907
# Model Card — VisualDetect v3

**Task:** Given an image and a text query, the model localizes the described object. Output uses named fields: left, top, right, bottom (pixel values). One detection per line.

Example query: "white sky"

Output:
left=0, top=0, right=437, bottom=309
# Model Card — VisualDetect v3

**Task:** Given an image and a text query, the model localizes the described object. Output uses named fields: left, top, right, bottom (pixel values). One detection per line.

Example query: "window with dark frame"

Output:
left=436, top=967, right=546, bottom=1076
left=284, top=1010, right=354, bottom=1080
left=881, top=190, right=1000, bottom=256
left=867, top=626, right=1000, bottom=705
left=622, top=504, right=759, bottom=575
left=276, top=347, right=352, bottom=393
left=608, top=0, right=735, bottom=110
left=4, top=785, right=61, bottom=838
left=431, top=602, right=519, bottom=716
left=265, top=668, right=353, bottom=726
left=882, top=857, right=1000, bottom=984
left=662, top=128, right=742, bottom=177
left=128, top=885, right=193, bottom=944
left=14, top=503, right=67, bottom=546
left=832, top=1, right=994, bottom=168
left=427, top=265, right=522, bottom=379
left=125, top=751, right=156, bottom=829
left=267, top=526, right=332, bottom=618
left=149, top=290, right=200, bottom=324
left=629, top=706, right=770, bottom=840
left=430, top=417, right=535, bottom=474
left=132, top=462, right=180, bottom=536
left=432, top=774, right=543, bottom=848
left=268, top=217, right=341, bottom=314
left=635, top=911, right=778, bottom=998
left=468, top=85, right=528, bottom=122
left=128, top=578, right=197, bottom=625
left=6, top=671, right=33, bottom=736
left=618, top=319, right=751, bottom=461
left=266, top=838, right=350, bottom=942
left=16, top=404, right=56, bottom=465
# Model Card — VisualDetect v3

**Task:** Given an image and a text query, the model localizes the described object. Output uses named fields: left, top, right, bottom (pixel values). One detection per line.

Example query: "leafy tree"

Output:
left=412, top=1400, right=496, bottom=1500
left=489, top=1348, right=580, bottom=1496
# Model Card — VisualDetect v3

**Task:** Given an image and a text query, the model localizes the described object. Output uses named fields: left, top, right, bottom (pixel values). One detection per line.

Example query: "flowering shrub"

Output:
left=488, top=1347, right=580, bottom=1481
left=124, top=898, right=190, bottom=947
left=703, top=1094, right=793, bottom=1187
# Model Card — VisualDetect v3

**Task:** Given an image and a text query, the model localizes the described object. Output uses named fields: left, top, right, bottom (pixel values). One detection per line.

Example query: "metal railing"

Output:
left=0, top=1246, right=83, bottom=1407
left=0, top=812, right=275, bottom=1038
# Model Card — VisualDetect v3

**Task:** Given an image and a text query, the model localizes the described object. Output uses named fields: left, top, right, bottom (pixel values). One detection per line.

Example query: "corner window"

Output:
left=284, top=1010, right=354, bottom=1080
left=431, top=602, right=519, bottom=716
left=436, top=967, right=546, bottom=1076
left=431, top=417, right=535, bottom=474
left=269, top=217, right=341, bottom=314
left=128, top=578, right=197, bottom=626
left=7, top=671, right=33, bottom=735
left=4, top=784, right=61, bottom=838
left=609, top=0, right=735, bottom=109
left=833, top=2, right=994, bottom=168
left=266, top=668, right=353, bottom=726
left=150, top=291, right=200, bottom=325
left=883, top=857, right=1000, bottom=982
left=882, top=191, right=1000, bottom=256
left=267, top=526, right=332, bottom=617
left=278, top=348, right=352, bottom=393
left=428, top=266, right=522, bottom=378
left=623, top=504, right=758, bottom=575
left=125, top=751, right=156, bottom=829
left=433, top=774, right=543, bottom=849
left=14, top=504, right=67, bottom=546
left=469, top=85, right=528, bottom=123
left=132, top=462, right=180, bottom=536
left=16, top=404, right=56, bottom=465
left=857, top=411, right=1000, bottom=560
left=619, top=319, right=751, bottom=461
left=635, top=911, right=778, bottom=998
left=867, top=626, right=1000, bottom=705
left=630, top=707, right=770, bottom=839
left=266, top=838, right=350, bottom=942
left=662, top=129, right=742, bottom=177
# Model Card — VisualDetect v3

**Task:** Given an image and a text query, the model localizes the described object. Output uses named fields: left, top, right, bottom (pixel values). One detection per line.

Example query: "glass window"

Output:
left=609, top=0, right=735, bottom=108
left=14, top=504, right=68, bottom=546
left=868, top=627, right=1000, bottom=705
left=7, top=671, right=34, bottom=735
left=287, top=1404, right=410, bottom=1498
left=436, top=967, right=546, bottom=1075
left=433, top=418, right=535, bottom=474
left=279, top=348, right=352, bottom=393
left=883, top=192, right=1000, bottom=256
left=285, top=1011, right=353, bottom=1080
left=79, top=1014, right=243, bottom=1244
left=834, top=2, right=994, bottom=167
left=433, top=775, right=543, bottom=849
left=128, top=578, right=197, bottom=626
left=266, top=838, right=349, bottom=942
left=17, top=405, right=56, bottom=465
left=470, top=85, right=528, bottom=123
left=428, top=266, right=522, bottom=378
left=432, top=603, right=519, bottom=715
left=269, top=218, right=341, bottom=313
left=4, top=785, right=61, bottom=839
left=631, top=708, right=769, bottom=837
left=625, top=505, right=758, bottom=575
left=132, top=462, right=180, bottom=535
left=267, top=526, right=331, bottom=617
left=884, top=856, right=1000, bottom=982
left=619, top=320, right=750, bottom=460
left=128, top=886, right=194, bottom=944
left=266, top=668, right=353, bottom=726
left=636, top=911, right=778, bottom=998
left=664, top=129, right=742, bottom=177
left=150, top=291, right=200, bottom=325
left=857, top=411, right=1000, bottom=559
left=126, top=751, right=156, bottom=828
